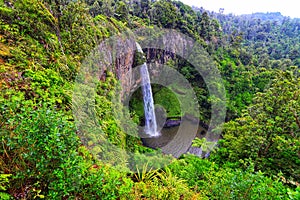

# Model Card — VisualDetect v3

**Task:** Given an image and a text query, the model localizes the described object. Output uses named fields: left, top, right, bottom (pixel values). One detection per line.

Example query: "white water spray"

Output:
left=136, top=42, right=160, bottom=137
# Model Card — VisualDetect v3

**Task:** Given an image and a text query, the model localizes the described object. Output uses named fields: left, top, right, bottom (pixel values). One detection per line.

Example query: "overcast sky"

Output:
left=179, top=0, right=300, bottom=18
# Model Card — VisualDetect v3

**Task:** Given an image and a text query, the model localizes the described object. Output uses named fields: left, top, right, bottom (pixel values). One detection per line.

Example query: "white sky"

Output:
left=179, top=0, right=300, bottom=18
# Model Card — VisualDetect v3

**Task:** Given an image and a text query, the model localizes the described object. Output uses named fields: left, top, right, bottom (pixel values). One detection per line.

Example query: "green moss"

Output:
left=154, top=86, right=181, bottom=118
left=129, top=85, right=182, bottom=125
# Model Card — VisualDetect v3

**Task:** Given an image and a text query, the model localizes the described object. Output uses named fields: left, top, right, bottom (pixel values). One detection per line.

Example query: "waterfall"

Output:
left=136, top=43, right=160, bottom=137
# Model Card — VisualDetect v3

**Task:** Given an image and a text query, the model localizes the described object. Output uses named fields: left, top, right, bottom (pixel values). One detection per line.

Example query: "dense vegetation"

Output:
left=0, top=0, right=299, bottom=199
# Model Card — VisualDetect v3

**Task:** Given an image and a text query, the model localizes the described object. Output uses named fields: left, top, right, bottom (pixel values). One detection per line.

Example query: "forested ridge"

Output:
left=0, top=0, right=299, bottom=199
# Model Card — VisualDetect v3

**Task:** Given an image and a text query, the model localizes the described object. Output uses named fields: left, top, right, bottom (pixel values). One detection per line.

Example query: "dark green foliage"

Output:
left=0, top=104, right=134, bottom=199
left=1, top=104, right=77, bottom=197
left=153, top=86, right=181, bottom=118
left=129, top=84, right=181, bottom=123
left=129, top=88, right=145, bottom=121
left=214, top=69, right=300, bottom=181
left=212, top=11, right=300, bottom=67
left=149, top=0, right=181, bottom=29
left=1, top=0, right=299, bottom=198
left=169, top=154, right=290, bottom=199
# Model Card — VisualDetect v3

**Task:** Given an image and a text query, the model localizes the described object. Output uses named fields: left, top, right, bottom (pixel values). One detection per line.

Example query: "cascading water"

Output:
left=136, top=42, right=160, bottom=137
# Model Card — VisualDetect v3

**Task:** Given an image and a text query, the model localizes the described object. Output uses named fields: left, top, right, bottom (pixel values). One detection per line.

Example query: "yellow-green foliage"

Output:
left=0, top=0, right=299, bottom=199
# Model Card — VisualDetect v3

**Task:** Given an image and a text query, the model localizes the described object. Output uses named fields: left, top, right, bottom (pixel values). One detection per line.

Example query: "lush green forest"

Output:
left=0, top=0, right=299, bottom=199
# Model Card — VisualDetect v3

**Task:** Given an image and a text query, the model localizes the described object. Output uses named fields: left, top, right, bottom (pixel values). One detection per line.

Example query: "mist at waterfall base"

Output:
left=136, top=43, right=160, bottom=138
left=140, top=64, right=160, bottom=137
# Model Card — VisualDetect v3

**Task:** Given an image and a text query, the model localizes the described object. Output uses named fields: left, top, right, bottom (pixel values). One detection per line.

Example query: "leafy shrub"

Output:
left=214, top=70, right=300, bottom=180
left=0, top=103, right=136, bottom=199
left=288, top=186, right=300, bottom=200
left=0, top=174, right=12, bottom=200
left=169, top=154, right=290, bottom=199
left=128, top=166, right=201, bottom=200
left=168, top=154, right=217, bottom=190
left=1, top=104, right=80, bottom=197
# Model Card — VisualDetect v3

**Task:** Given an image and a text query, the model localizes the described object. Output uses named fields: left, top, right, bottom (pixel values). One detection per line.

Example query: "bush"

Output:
left=168, top=154, right=290, bottom=199
left=0, top=103, right=136, bottom=199
left=1, top=104, right=80, bottom=197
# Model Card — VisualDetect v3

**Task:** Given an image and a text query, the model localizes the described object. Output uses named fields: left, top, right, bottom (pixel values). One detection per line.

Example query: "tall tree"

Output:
left=217, top=69, right=300, bottom=180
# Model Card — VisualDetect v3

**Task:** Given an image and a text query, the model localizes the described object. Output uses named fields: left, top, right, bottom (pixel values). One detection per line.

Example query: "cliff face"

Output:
left=95, top=37, right=136, bottom=98
left=114, top=39, right=136, bottom=97
left=112, top=29, right=197, bottom=98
